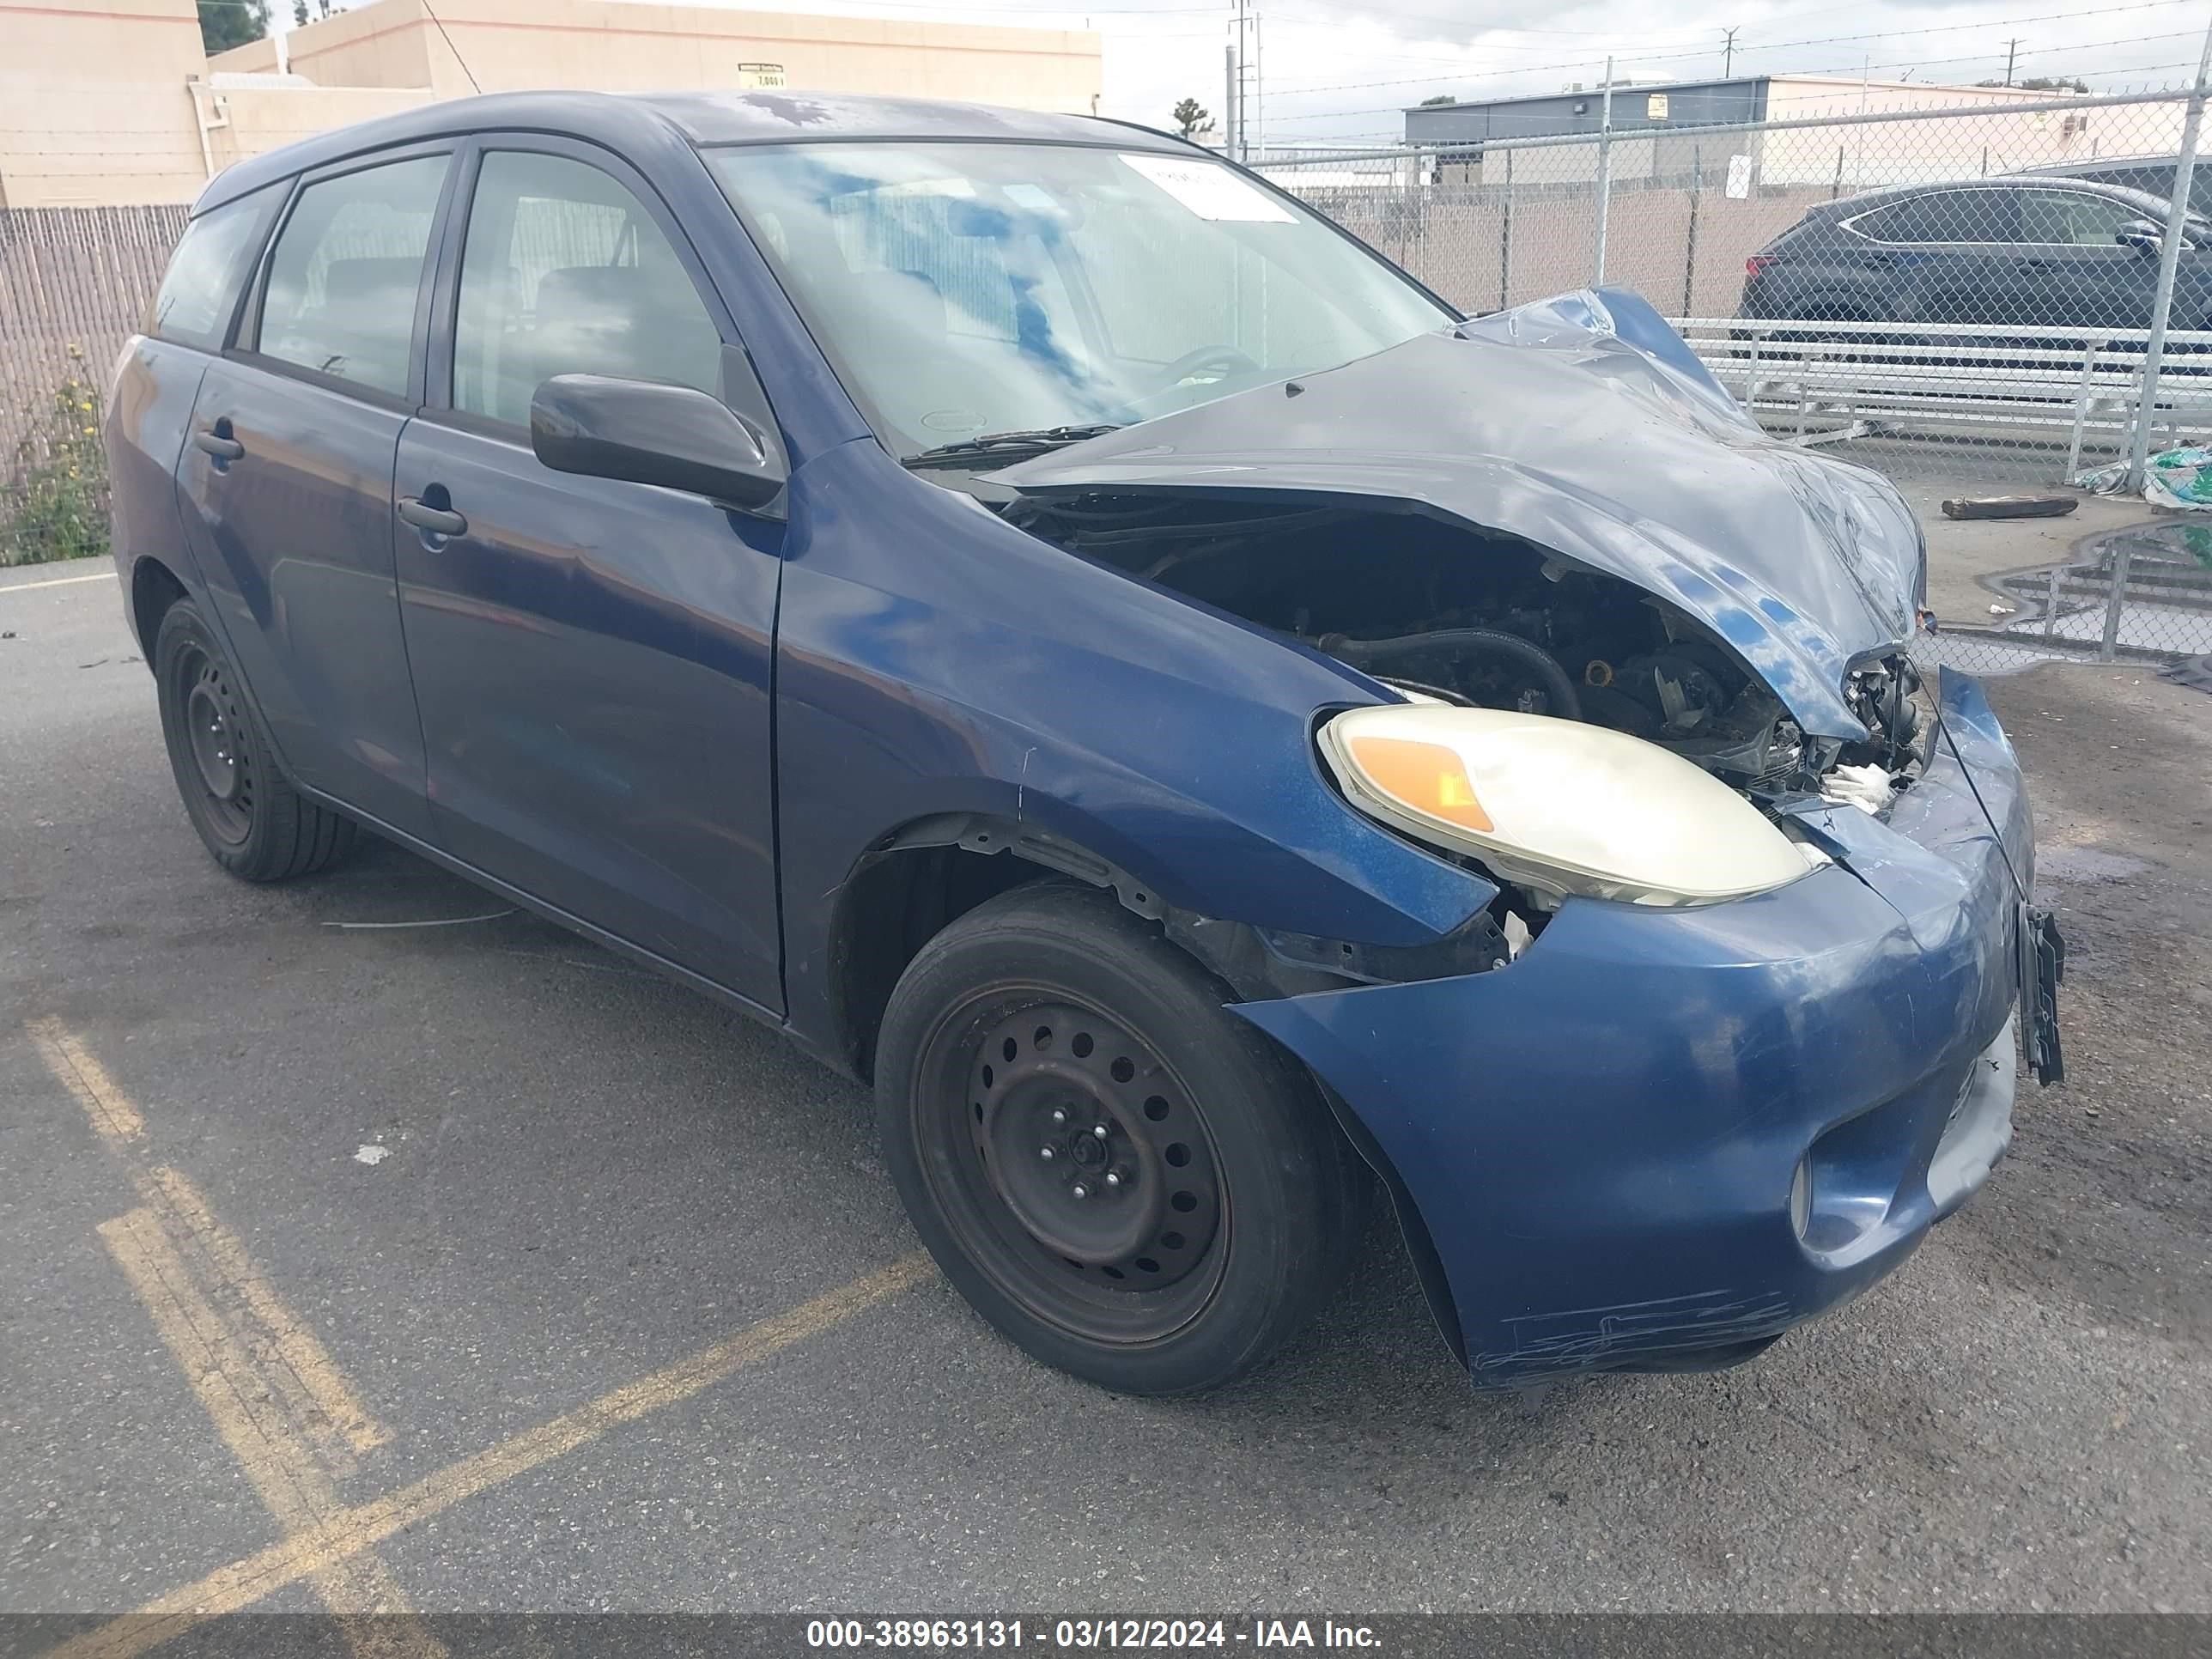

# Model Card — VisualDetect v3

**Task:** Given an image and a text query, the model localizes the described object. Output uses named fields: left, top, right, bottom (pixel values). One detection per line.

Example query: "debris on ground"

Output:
left=2078, top=447, right=2212, bottom=507
left=354, top=1144, right=392, bottom=1166
left=1941, top=495, right=2079, bottom=520
left=2160, top=653, right=2212, bottom=696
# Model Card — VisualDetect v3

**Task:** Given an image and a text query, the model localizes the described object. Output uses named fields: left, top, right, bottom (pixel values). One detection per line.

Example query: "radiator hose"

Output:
left=1321, top=627, right=1583, bottom=721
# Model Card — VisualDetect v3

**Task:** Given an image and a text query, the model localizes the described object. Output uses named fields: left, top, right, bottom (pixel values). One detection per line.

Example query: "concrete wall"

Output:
left=1314, top=180, right=1850, bottom=319
left=213, top=0, right=1103, bottom=111
left=205, top=84, right=440, bottom=172
left=0, top=0, right=208, bottom=204
left=1760, top=78, right=2186, bottom=188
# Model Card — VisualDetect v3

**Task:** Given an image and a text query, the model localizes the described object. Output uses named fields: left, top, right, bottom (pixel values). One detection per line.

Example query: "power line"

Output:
left=418, top=0, right=480, bottom=94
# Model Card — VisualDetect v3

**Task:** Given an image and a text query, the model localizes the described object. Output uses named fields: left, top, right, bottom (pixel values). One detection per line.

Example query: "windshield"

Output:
left=704, top=141, right=1454, bottom=458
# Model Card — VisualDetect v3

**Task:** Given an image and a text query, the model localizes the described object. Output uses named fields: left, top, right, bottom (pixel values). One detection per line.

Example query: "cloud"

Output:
left=605, top=0, right=2208, bottom=149
left=1084, top=0, right=2209, bottom=147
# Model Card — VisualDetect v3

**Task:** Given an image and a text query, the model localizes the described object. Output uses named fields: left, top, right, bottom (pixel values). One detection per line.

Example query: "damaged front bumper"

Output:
left=1234, top=669, right=2041, bottom=1387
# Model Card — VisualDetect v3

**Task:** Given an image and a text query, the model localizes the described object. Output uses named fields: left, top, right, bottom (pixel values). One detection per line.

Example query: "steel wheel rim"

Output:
left=172, top=643, right=253, bottom=845
left=916, top=989, right=1229, bottom=1346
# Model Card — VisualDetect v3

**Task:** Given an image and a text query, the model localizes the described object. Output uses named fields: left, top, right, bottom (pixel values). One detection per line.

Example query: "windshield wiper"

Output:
left=903, top=424, right=1123, bottom=468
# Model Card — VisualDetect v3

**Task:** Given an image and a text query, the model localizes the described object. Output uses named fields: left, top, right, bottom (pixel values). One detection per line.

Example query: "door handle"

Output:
left=398, top=495, right=467, bottom=539
left=192, top=424, right=244, bottom=462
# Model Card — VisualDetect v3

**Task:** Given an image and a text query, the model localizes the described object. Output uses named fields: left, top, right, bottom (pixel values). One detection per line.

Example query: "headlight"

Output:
left=1317, top=704, right=1815, bottom=907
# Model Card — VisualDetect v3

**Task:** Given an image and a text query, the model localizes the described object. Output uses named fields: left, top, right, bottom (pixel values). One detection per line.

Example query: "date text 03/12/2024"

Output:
left=805, top=1620, right=1382, bottom=1649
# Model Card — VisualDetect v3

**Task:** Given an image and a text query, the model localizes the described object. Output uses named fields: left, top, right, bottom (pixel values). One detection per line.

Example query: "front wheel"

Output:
left=153, top=598, right=359, bottom=881
left=875, top=883, right=1367, bottom=1395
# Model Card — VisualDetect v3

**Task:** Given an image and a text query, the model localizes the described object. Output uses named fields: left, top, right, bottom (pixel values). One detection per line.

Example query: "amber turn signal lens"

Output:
left=1343, top=733, right=1494, bottom=833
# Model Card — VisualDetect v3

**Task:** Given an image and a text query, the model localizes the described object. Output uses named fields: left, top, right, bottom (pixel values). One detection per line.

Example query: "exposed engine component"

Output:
left=1318, top=626, right=1583, bottom=720
left=1001, top=491, right=1923, bottom=799
left=1842, top=658, right=1927, bottom=772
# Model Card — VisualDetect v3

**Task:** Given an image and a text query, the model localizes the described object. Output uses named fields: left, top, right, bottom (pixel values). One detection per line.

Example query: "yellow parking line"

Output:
left=97, top=1208, right=437, bottom=1650
left=29, top=1018, right=437, bottom=1659
left=148, top=1166, right=391, bottom=1455
left=28, top=1017, right=146, bottom=1144
left=46, top=1251, right=934, bottom=1659
left=0, top=568, right=118, bottom=594
left=29, top=1017, right=391, bottom=1464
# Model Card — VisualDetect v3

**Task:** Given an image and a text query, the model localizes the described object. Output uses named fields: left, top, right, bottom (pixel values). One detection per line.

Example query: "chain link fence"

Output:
left=4, top=111, right=2206, bottom=677
left=1255, top=88, right=2212, bottom=674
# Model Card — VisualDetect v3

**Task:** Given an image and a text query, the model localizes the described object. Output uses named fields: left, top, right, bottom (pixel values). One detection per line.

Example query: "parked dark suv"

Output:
left=1740, top=174, right=2212, bottom=331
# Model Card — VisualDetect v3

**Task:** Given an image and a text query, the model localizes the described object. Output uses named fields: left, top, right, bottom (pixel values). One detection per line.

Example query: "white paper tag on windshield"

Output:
left=1119, top=154, right=1295, bottom=222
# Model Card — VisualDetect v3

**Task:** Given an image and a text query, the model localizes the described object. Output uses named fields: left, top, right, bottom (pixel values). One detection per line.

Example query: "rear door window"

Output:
left=1854, top=189, right=2021, bottom=244
left=149, top=185, right=279, bottom=349
left=256, top=154, right=451, bottom=398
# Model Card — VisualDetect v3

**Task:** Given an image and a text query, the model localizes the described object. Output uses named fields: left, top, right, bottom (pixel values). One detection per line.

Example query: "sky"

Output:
left=754, top=0, right=2212, bottom=148
left=272, top=0, right=2212, bottom=149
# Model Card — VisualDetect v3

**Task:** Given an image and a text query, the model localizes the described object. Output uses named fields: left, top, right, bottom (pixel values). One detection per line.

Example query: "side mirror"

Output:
left=2117, top=218, right=2164, bottom=254
left=530, top=374, right=787, bottom=516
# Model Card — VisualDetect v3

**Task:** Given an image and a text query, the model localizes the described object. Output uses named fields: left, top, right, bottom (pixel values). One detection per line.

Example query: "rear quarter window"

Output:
left=149, top=185, right=279, bottom=350
left=1852, top=189, right=2021, bottom=244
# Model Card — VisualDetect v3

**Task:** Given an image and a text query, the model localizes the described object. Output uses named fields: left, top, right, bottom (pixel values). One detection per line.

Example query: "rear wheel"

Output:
left=154, top=598, right=358, bottom=881
left=875, top=882, right=1366, bottom=1394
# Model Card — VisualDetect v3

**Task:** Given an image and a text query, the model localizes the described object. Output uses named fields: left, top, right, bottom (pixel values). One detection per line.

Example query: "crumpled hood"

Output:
left=989, top=289, right=1923, bottom=740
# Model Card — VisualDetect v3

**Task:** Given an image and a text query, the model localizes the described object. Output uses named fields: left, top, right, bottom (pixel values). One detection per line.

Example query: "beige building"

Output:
left=1413, top=75, right=2183, bottom=192
left=0, top=0, right=1103, bottom=207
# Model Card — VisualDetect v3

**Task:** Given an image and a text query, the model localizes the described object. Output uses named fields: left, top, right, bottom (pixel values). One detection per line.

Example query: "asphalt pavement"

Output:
left=3, top=556, right=2208, bottom=1627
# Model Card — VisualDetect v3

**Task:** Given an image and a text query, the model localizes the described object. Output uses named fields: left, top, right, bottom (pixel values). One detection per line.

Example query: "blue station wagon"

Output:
left=106, top=90, right=2063, bottom=1395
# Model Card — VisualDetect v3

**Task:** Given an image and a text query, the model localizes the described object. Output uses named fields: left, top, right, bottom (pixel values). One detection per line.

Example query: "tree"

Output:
left=1977, top=75, right=2087, bottom=93
left=198, top=0, right=269, bottom=54
left=1171, top=97, right=1214, bottom=140
left=1419, top=94, right=1458, bottom=106
left=294, top=0, right=333, bottom=25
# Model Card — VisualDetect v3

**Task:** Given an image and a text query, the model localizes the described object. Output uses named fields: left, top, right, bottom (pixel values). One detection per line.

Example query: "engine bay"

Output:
left=1003, top=493, right=1929, bottom=799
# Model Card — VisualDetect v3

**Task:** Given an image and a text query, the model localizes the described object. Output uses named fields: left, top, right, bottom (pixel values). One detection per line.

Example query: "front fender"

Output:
left=774, top=439, right=1498, bottom=1057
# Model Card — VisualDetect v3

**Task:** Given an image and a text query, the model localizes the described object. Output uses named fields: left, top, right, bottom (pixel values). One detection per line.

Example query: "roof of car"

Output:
left=2022, top=155, right=2179, bottom=174
left=1808, top=173, right=2180, bottom=221
left=197, top=89, right=1189, bottom=215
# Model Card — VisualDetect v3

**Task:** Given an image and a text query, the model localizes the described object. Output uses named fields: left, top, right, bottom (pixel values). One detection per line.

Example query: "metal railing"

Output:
left=1673, top=316, right=2212, bottom=475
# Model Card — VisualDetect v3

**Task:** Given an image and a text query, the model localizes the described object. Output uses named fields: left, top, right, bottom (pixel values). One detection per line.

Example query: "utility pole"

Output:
left=2002, top=38, right=2021, bottom=86
left=1256, top=5, right=1273, bottom=159
left=1224, top=40, right=1241, bottom=160
left=1227, top=1, right=1264, bottom=161
left=1722, top=26, right=1739, bottom=78
left=1593, top=54, right=1615, bottom=283
left=1224, top=42, right=1237, bottom=157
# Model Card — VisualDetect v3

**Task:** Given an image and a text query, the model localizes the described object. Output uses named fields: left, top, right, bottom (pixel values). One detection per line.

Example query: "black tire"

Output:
left=875, top=881, right=1367, bottom=1395
left=153, top=597, right=359, bottom=882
